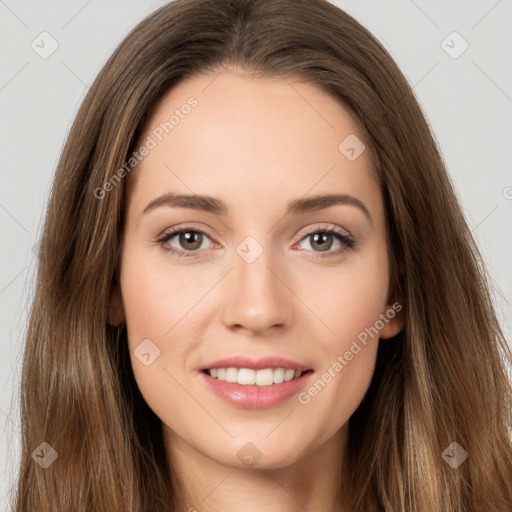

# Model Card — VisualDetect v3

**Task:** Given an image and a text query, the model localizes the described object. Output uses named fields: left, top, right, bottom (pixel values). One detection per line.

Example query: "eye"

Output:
left=157, top=225, right=216, bottom=257
left=295, top=225, right=355, bottom=258
left=157, top=223, right=355, bottom=258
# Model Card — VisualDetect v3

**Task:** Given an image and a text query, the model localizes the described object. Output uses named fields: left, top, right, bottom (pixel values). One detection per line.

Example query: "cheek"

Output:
left=118, top=245, right=200, bottom=403
left=309, top=242, right=389, bottom=348
left=298, top=245, right=389, bottom=413
left=120, top=242, right=206, bottom=345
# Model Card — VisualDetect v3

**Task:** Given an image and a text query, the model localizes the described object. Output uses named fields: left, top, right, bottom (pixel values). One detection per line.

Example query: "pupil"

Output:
left=181, top=231, right=202, bottom=250
left=312, top=233, right=331, bottom=251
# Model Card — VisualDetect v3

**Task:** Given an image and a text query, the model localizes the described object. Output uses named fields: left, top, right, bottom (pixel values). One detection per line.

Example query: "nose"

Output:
left=221, top=242, right=293, bottom=335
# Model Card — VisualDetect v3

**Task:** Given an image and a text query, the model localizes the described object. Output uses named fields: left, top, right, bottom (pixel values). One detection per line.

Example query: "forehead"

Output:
left=126, top=69, right=382, bottom=220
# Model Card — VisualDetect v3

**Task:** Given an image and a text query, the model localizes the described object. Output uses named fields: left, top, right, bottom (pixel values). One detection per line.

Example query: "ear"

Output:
left=379, top=291, right=405, bottom=340
left=107, top=284, right=125, bottom=326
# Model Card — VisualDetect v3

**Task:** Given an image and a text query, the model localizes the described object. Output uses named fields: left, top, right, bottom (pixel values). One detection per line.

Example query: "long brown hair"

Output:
left=12, top=0, right=512, bottom=510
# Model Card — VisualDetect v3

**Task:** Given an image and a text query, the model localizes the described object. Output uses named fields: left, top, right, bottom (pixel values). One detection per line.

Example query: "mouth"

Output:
left=198, top=357, right=315, bottom=409
left=198, top=356, right=314, bottom=408
left=201, top=367, right=314, bottom=386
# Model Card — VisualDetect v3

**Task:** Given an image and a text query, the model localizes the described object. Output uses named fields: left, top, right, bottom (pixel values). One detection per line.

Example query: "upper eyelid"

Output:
left=296, top=222, right=352, bottom=239
left=158, top=223, right=217, bottom=242
left=159, top=223, right=350, bottom=237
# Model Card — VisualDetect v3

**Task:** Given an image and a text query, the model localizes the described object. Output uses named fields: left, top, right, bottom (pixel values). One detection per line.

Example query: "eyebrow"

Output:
left=142, top=192, right=373, bottom=225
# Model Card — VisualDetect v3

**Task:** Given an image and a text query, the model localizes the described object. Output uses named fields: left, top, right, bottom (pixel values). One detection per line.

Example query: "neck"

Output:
left=164, top=425, right=348, bottom=512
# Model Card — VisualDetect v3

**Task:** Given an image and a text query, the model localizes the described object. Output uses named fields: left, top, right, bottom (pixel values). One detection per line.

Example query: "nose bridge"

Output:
left=221, top=234, right=291, bottom=333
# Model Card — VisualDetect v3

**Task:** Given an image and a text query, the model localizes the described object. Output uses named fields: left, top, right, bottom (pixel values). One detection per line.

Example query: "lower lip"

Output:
left=199, top=370, right=314, bottom=409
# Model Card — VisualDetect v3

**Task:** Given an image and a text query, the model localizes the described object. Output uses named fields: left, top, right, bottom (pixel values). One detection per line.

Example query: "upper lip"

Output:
left=199, top=356, right=313, bottom=372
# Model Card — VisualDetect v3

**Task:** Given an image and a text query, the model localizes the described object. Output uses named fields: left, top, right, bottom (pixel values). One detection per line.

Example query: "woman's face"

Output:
left=113, top=67, right=403, bottom=470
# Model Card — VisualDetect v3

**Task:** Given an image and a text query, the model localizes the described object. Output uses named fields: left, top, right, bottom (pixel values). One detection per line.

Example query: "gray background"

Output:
left=1, top=0, right=511, bottom=509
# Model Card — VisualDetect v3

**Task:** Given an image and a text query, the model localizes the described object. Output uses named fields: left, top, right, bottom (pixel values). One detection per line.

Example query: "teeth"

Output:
left=284, top=369, right=295, bottom=382
left=238, top=368, right=256, bottom=385
left=207, top=367, right=305, bottom=386
left=273, top=368, right=284, bottom=384
left=225, top=367, right=238, bottom=383
left=256, top=368, right=273, bottom=386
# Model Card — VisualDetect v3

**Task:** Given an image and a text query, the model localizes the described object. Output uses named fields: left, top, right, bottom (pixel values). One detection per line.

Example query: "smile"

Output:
left=199, top=368, right=314, bottom=409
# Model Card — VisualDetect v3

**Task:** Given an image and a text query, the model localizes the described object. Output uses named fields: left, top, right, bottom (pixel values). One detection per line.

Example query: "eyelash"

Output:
left=156, top=223, right=356, bottom=259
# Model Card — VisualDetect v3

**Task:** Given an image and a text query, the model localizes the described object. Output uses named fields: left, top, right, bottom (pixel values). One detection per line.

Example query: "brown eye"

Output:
left=177, top=231, right=203, bottom=251
left=158, top=227, right=214, bottom=256
left=296, top=228, right=355, bottom=257
left=309, top=232, right=335, bottom=252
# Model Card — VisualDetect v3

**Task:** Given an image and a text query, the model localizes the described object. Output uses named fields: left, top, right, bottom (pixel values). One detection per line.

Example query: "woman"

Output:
left=13, top=0, right=512, bottom=510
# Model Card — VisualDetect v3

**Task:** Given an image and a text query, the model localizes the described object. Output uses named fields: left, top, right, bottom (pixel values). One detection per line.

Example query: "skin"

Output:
left=109, top=66, right=404, bottom=511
